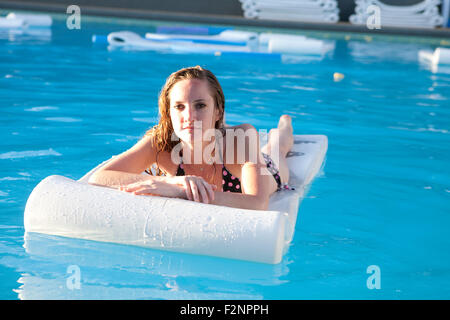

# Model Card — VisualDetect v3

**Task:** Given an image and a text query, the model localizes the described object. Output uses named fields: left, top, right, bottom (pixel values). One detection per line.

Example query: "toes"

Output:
left=278, top=115, right=292, bottom=128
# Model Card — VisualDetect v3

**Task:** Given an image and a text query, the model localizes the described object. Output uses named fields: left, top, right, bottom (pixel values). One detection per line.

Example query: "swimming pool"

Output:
left=0, top=11, right=449, bottom=300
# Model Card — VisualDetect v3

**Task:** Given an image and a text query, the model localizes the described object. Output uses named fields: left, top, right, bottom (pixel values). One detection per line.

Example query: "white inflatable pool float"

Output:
left=104, top=31, right=334, bottom=58
left=107, top=31, right=254, bottom=54
left=24, top=135, right=328, bottom=264
left=144, top=30, right=259, bottom=46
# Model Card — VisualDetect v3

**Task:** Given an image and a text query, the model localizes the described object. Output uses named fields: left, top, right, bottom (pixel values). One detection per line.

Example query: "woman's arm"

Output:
left=210, top=191, right=269, bottom=211
left=88, top=134, right=216, bottom=201
left=210, top=161, right=274, bottom=210
left=89, top=170, right=167, bottom=189
left=88, top=135, right=177, bottom=188
left=209, top=124, right=275, bottom=211
left=88, top=134, right=160, bottom=188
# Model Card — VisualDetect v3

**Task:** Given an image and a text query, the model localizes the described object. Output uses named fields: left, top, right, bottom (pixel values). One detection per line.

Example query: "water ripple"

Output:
left=0, top=149, right=61, bottom=160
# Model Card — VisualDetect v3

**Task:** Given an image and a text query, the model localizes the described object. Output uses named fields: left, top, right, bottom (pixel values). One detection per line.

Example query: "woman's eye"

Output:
left=174, top=103, right=205, bottom=110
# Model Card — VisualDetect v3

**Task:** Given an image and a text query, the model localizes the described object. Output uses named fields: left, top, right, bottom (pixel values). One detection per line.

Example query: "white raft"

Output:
left=24, top=134, right=328, bottom=264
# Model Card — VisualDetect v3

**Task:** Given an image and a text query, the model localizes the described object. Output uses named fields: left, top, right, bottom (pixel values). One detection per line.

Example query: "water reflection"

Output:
left=17, top=232, right=290, bottom=299
left=418, top=49, right=450, bottom=75
left=0, top=28, right=52, bottom=43
left=348, top=40, right=424, bottom=63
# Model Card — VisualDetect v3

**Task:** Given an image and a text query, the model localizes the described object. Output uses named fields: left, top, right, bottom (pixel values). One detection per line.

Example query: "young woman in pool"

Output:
left=88, top=66, right=294, bottom=210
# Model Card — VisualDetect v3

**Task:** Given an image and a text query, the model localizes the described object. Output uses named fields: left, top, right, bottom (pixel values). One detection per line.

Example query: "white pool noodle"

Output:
left=24, top=175, right=287, bottom=264
left=0, top=17, right=27, bottom=29
left=268, top=37, right=325, bottom=54
left=259, top=33, right=307, bottom=46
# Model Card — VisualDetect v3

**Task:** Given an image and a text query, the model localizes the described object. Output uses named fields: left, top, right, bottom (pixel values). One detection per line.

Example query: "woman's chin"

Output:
left=179, top=134, right=202, bottom=146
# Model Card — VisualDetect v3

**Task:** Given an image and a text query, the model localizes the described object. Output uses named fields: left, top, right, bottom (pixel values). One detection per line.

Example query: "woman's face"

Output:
left=169, top=79, right=220, bottom=147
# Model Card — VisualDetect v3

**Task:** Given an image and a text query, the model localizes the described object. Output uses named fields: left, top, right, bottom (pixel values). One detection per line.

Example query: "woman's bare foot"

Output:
left=277, top=115, right=294, bottom=156
left=278, top=114, right=292, bottom=130
left=263, top=115, right=294, bottom=157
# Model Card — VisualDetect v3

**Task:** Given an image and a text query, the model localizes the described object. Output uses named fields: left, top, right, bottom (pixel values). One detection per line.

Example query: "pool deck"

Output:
left=1, top=0, right=450, bottom=39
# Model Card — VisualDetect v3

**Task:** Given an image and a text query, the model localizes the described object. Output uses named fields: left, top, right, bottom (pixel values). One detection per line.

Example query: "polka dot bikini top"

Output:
left=176, top=163, right=242, bottom=193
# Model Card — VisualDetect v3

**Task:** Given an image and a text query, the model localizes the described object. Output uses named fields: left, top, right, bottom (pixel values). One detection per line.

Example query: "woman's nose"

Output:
left=183, top=105, right=196, bottom=121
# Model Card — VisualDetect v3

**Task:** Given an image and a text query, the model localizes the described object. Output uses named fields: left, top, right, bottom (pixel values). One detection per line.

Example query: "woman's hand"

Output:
left=170, top=175, right=217, bottom=204
left=119, top=179, right=185, bottom=199
left=120, top=175, right=217, bottom=204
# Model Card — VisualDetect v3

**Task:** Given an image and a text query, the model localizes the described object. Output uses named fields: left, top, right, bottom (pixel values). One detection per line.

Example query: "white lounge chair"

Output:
left=349, top=0, right=445, bottom=28
left=239, top=0, right=340, bottom=23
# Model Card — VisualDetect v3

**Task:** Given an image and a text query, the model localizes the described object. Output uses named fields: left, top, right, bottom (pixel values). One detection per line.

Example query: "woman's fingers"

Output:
left=186, top=177, right=216, bottom=204
left=184, top=179, right=193, bottom=201
left=120, top=182, right=154, bottom=194
left=120, top=183, right=140, bottom=192
left=202, top=179, right=215, bottom=203
left=126, top=186, right=150, bottom=195
left=189, top=179, right=200, bottom=202
left=133, top=189, right=152, bottom=195
left=196, top=180, right=209, bottom=204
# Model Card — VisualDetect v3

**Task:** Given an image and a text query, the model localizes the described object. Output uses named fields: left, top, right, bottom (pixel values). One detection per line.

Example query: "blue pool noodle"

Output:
left=146, top=37, right=247, bottom=46
left=92, top=34, right=108, bottom=44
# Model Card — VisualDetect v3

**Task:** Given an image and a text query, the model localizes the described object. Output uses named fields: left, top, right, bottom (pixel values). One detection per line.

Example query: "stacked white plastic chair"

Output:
left=349, top=0, right=445, bottom=28
left=239, top=0, right=340, bottom=23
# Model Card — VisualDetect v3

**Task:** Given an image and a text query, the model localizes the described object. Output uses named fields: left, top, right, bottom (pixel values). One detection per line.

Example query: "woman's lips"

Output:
left=183, top=125, right=201, bottom=130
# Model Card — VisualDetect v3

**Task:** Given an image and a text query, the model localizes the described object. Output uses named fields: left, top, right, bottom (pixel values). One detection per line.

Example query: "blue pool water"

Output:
left=0, top=12, right=449, bottom=300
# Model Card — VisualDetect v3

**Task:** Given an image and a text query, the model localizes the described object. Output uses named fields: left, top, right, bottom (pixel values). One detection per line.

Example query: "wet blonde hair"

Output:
left=146, top=66, right=225, bottom=153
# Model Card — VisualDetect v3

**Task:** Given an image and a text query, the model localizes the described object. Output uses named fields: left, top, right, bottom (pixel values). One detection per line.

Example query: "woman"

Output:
left=88, top=66, right=294, bottom=210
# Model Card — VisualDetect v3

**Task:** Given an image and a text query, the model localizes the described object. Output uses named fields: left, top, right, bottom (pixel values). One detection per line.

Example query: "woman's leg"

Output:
left=261, top=115, right=294, bottom=184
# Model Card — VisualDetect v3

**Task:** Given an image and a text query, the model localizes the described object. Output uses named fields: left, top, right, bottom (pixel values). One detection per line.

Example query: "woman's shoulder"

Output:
left=223, top=123, right=259, bottom=142
left=224, top=123, right=256, bottom=131
left=222, top=123, right=260, bottom=166
left=222, top=123, right=258, bottom=142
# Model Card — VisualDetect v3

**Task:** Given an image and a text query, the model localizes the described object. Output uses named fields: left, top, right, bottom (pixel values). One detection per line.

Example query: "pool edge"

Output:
left=1, top=0, right=450, bottom=39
